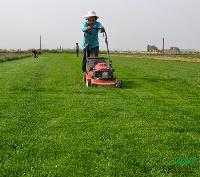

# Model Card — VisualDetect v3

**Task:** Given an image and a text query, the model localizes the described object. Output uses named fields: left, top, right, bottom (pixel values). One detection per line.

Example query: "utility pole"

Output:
left=163, top=38, right=165, bottom=54
left=40, top=35, right=42, bottom=50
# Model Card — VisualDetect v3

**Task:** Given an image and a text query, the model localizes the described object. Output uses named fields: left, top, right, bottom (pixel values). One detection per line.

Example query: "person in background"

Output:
left=76, top=43, right=79, bottom=57
left=32, top=49, right=38, bottom=58
left=32, top=49, right=41, bottom=59
left=82, top=11, right=105, bottom=72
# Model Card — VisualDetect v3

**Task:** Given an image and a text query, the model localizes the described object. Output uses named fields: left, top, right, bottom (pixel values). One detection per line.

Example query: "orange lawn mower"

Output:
left=83, top=28, right=123, bottom=88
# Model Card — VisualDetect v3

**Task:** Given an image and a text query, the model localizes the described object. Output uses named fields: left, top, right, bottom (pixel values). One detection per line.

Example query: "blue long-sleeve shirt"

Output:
left=82, top=21, right=103, bottom=49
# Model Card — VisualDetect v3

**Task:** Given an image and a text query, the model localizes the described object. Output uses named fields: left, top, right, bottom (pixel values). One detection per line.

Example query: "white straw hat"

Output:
left=84, top=11, right=99, bottom=19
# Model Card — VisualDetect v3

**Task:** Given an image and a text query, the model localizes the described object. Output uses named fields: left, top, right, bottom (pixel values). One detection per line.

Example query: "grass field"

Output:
left=0, top=53, right=200, bottom=176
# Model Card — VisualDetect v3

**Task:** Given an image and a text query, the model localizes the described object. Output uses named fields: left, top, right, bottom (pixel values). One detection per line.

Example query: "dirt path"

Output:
left=150, top=56, right=200, bottom=63
left=112, top=54, right=200, bottom=63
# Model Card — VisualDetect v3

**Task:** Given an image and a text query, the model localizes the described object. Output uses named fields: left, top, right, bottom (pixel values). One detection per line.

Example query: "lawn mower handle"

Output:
left=85, top=28, right=112, bottom=66
left=91, top=27, right=104, bottom=31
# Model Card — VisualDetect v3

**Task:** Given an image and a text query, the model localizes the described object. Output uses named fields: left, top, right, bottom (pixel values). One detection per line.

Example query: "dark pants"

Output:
left=76, top=49, right=79, bottom=57
left=82, top=46, right=99, bottom=72
left=33, top=52, right=38, bottom=58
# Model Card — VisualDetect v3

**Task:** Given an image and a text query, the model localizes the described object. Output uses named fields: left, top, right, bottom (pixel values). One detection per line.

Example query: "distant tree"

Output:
left=147, top=45, right=159, bottom=52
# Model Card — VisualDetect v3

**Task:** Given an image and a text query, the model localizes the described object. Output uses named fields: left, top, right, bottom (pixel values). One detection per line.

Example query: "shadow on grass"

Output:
left=122, top=77, right=178, bottom=89
left=123, top=80, right=142, bottom=89
left=134, top=77, right=178, bottom=83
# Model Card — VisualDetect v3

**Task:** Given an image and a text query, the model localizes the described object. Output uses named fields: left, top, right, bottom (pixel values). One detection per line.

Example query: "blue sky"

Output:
left=0, top=0, right=199, bottom=50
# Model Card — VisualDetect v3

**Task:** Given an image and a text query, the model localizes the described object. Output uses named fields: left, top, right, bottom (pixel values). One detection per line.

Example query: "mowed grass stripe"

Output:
left=0, top=54, right=200, bottom=176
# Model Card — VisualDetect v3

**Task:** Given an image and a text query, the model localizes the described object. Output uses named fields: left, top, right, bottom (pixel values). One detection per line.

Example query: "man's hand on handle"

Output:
left=86, top=26, right=105, bottom=33
left=101, top=27, right=105, bottom=33
left=87, top=26, right=92, bottom=32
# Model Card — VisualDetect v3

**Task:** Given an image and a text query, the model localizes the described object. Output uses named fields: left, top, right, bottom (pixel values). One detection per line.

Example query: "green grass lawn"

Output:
left=0, top=53, right=200, bottom=176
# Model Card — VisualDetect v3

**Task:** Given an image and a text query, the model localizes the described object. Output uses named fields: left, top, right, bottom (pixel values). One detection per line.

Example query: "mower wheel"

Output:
left=116, top=80, right=123, bottom=88
left=86, top=80, right=92, bottom=87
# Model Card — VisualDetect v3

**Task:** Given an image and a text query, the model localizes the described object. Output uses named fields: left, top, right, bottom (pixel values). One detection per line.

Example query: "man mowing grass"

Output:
left=82, top=11, right=105, bottom=72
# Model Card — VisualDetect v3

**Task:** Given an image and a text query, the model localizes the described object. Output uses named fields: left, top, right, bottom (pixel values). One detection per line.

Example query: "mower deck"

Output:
left=84, top=70, right=122, bottom=88
left=86, top=77, right=117, bottom=88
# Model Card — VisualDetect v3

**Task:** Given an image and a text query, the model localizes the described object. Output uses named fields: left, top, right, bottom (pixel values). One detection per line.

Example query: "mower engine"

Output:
left=93, top=63, right=114, bottom=80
